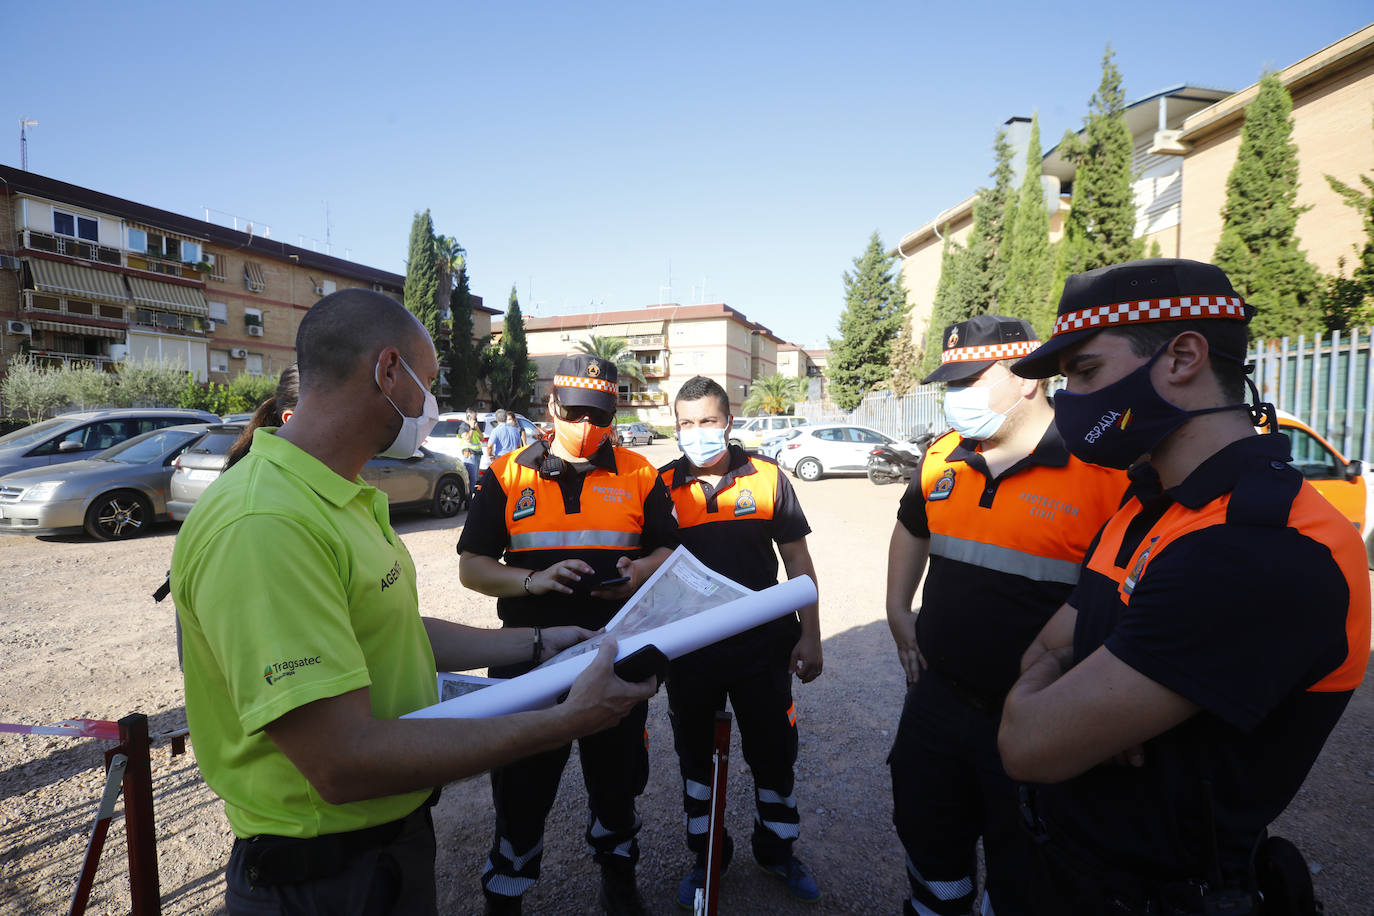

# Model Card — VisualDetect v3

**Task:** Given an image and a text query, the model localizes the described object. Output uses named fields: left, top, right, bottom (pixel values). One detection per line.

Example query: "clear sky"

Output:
left=9, top=2, right=1371, bottom=347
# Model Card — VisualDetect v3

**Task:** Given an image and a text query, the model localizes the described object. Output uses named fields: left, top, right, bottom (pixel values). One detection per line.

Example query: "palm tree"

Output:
left=743, top=373, right=805, bottom=416
left=576, top=335, right=646, bottom=385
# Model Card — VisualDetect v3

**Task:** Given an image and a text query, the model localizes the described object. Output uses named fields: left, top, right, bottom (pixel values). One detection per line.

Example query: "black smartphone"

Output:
left=598, top=575, right=631, bottom=588
left=613, top=644, right=670, bottom=685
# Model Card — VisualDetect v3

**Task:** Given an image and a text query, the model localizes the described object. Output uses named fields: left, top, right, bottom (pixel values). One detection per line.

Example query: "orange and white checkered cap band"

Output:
left=941, top=340, right=1040, bottom=364
left=554, top=373, right=617, bottom=395
left=1051, top=296, right=1247, bottom=338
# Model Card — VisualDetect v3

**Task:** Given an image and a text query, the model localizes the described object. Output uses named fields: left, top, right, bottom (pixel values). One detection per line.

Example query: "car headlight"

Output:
left=20, top=480, right=63, bottom=502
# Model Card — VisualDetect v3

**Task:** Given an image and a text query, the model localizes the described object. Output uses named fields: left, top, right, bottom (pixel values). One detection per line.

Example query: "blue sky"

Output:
left=10, top=2, right=1371, bottom=347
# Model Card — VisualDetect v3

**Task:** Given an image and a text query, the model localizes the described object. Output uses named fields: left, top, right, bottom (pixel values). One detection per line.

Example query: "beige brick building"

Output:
left=0, top=166, right=495, bottom=395
left=777, top=342, right=829, bottom=401
left=501, top=304, right=782, bottom=424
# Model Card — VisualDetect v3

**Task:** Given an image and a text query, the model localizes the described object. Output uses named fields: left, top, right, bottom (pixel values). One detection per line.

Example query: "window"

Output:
left=209, top=349, right=230, bottom=373
left=128, top=228, right=147, bottom=253
left=66, top=300, right=94, bottom=316
left=244, top=261, right=266, bottom=292
left=204, top=252, right=225, bottom=279
left=182, top=241, right=201, bottom=264
left=243, top=307, right=263, bottom=327
left=1286, top=427, right=1342, bottom=480
left=54, top=210, right=98, bottom=242
left=245, top=353, right=264, bottom=376
left=208, top=301, right=228, bottom=326
left=98, top=304, right=124, bottom=320
left=29, top=295, right=61, bottom=311
left=815, top=428, right=845, bottom=442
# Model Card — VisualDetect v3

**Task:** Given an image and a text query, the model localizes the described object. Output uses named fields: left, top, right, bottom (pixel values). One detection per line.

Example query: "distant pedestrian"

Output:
left=489, top=409, right=523, bottom=460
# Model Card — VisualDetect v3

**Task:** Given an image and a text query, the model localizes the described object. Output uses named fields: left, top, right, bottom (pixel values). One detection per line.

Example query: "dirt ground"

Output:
left=1, top=439, right=1372, bottom=915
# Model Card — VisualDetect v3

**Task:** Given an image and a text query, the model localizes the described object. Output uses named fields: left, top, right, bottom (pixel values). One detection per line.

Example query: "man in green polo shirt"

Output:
left=172, top=289, right=657, bottom=915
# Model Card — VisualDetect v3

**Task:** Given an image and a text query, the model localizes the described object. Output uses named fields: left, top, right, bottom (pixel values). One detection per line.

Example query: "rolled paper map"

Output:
left=404, top=574, right=816, bottom=720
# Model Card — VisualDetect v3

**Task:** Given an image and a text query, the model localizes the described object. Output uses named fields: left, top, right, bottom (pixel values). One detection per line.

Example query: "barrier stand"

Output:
left=694, top=710, right=733, bottom=916
left=2, top=714, right=186, bottom=916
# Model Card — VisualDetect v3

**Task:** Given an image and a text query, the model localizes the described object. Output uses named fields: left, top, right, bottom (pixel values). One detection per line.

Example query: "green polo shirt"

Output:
left=172, top=428, right=437, bottom=838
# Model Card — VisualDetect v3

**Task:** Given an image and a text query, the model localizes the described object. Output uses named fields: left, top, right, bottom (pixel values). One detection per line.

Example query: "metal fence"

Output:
left=795, top=327, right=1374, bottom=459
left=795, top=387, right=944, bottom=440
left=1250, top=328, right=1374, bottom=460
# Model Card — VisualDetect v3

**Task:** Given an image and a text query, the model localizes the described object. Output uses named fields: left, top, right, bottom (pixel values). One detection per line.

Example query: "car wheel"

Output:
left=432, top=476, right=464, bottom=518
left=867, top=467, right=895, bottom=485
left=84, top=490, right=154, bottom=541
left=796, top=458, right=822, bottom=481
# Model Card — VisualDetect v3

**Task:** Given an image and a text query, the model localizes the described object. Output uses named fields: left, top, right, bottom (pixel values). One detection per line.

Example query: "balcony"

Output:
left=640, top=362, right=667, bottom=378
left=21, top=229, right=122, bottom=266
left=126, top=253, right=206, bottom=280
left=626, top=334, right=665, bottom=349
left=621, top=391, right=667, bottom=406
left=28, top=349, right=118, bottom=371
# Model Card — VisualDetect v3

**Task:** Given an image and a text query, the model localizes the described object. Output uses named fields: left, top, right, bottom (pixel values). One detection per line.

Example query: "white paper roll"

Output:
left=404, top=575, right=817, bottom=720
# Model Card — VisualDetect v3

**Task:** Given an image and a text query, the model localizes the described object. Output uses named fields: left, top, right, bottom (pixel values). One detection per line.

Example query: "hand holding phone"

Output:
left=613, top=644, right=670, bottom=689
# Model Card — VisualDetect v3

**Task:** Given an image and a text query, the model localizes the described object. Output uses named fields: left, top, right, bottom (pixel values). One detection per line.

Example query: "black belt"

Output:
left=240, top=787, right=440, bottom=888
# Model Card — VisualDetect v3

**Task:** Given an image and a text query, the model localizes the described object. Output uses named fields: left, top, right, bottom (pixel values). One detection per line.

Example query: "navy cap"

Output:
left=1013, top=258, right=1252, bottom=379
left=920, top=314, right=1040, bottom=384
left=552, top=354, right=619, bottom=413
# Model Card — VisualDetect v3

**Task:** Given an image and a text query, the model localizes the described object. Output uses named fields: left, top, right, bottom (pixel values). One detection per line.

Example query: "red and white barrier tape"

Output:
left=0, top=719, right=188, bottom=743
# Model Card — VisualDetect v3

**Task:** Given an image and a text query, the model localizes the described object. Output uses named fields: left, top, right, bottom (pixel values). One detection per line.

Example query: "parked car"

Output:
left=422, top=413, right=482, bottom=462
left=776, top=424, right=897, bottom=481
left=0, top=408, right=220, bottom=479
left=1270, top=411, right=1374, bottom=566
left=167, top=427, right=469, bottom=522
left=616, top=422, right=654, bottom=447
left=0, top=423, right=218, bottom=540
left=760, top=428, right=802, bottom=461
left=730, top=415, right=809, bottom=452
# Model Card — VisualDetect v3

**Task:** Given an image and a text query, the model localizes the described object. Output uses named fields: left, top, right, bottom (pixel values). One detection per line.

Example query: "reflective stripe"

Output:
left=483, top=872, right=535, bottom=897
left=686, top=814, right=709, bottom=835
left=981, top=891, right=996, bottom=916
left=785, top=702, right=798, bottom=726
left=589, top=817, right=613, bottom=839
left=757, top=788, right=796, bottom=808
left=909, top=898, right=942, bottom=916
left=929, top=532, right=1081, bottom=584
left=755, top=814, right=800, bottom=839
left=611, top=839, right=634, bottom=858
left=685, top=779, right=711, bottom=801
left=498, top=837, right=543, bottom=870
left=509, top=529, right=642, bottom=550
left=906, top=856, right=973, bottom=900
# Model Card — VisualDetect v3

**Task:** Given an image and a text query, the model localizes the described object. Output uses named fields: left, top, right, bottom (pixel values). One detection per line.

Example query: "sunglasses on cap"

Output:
left=553, top=402, right=614, bottom=427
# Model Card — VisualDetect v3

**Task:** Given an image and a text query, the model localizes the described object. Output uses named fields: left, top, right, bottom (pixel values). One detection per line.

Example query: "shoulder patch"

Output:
left=513, top=487, right=536, bottom=521
left=734, top=489, right=757, bottom=517
left=928, top=467, right=956, bottom=501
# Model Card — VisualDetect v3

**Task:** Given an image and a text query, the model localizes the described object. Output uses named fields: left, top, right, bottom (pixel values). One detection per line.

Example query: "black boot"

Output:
left=483, top=890, right=522, bottom=915
left=599, top=862, right=649, bottom=916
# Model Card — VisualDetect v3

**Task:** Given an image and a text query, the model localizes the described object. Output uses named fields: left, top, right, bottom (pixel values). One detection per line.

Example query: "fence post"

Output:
left=118, top=714, right=161, bottom=915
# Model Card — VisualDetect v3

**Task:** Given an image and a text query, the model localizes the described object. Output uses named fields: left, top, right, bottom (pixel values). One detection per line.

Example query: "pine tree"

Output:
left=828, top=232, right=909, bottom=411
left=1214, top=72, right=1321, bottom=340
left=1054, top=46, right=1142, bottom=303
left=888, top=315, right=921, bottom=395
left=920, top=235, right=975, bottom=376
left=1000, top=113, right=1055, bottom=336
left=404, top=210, right=441, bottom=340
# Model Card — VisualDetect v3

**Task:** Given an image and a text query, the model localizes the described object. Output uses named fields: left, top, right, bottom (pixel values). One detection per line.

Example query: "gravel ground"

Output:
left=1, top=439, right=1372, bottom=915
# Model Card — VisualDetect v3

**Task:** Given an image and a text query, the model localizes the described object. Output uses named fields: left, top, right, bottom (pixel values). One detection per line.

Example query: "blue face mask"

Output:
left=943, top=374, right=1020, bottom=441
left=678, top=426, right=728, bottom=468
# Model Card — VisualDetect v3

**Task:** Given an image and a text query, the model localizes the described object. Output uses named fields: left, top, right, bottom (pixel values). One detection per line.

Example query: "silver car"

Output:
left=168, top=430, right=469, bottom=521
left=0, top=408, right=220, bottom=479
left=0, top=423, right=215, bottom=539
left=616, top=423, right=653, bottom=447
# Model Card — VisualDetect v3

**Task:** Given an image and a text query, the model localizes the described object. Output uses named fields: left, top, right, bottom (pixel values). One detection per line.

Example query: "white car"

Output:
left=776, top=424, right=901, bottom=481
left=729, top=415, right=809, bottom=452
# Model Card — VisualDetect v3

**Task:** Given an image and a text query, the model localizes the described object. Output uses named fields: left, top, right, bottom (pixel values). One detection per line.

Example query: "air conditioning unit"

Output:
left=7, top=320, right=31, bottom=335
left=559, top=334, right=571, bottom=341
left=229, top=348, right=248, bottom=359
left=313, top=284, right=325, bottom=296
left=246, top=324, right=264, bottom=337
left=0, top=254, right=20, bottom=271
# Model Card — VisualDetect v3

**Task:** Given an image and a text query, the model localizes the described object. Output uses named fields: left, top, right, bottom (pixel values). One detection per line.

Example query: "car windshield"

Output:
left=101, top=428, right=201, bottom=464
left=0, top=417, right=73, bottom=449
left=430, top=419, right=466, bottom=436
left=183, top=429, right=242, bottom=457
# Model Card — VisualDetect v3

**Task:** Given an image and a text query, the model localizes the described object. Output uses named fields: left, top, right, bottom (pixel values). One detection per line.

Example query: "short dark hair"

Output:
left=295, top=289, right=426, bottom=388
left=674, top=375, right=730, bottom=416
left=1104, top=320, right=1249, bottom=401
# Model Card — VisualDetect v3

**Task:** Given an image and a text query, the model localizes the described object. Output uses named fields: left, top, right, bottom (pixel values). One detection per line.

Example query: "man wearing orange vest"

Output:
left=658, top=375, right=823, bottom=907
left=458, top=355, right=679, bottom=916
left=886, top=315, right=1127, bottom=916
left=999, top=259, right=1370, bottom=914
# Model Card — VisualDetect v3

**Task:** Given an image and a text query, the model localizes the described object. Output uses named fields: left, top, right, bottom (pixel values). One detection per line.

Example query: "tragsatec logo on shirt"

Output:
left=262, top=655, right=322, bottom=685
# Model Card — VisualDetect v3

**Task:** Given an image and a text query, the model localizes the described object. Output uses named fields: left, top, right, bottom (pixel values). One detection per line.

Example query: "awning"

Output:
left=625, top=321, right=665, bottom=335
left=244, top=261, right=266, bottom=289
left=126, top=276, right=210, bottom=317
left=27, top=259, right=130, bottom=304
left=29, top=319, right=127, bottom=340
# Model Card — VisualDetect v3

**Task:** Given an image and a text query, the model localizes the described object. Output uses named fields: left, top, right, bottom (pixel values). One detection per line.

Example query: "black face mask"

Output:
left=1053, top=344, right=1264, bottom=469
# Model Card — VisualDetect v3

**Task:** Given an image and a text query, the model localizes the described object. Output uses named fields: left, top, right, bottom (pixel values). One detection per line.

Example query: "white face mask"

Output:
left=376, top=354, right=439, bottom=459
left=943, top=374, right=1021, bottom=441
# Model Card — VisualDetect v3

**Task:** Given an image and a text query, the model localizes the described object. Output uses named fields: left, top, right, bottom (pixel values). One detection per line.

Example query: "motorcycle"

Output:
left=867, top=427, right=937, bottom=485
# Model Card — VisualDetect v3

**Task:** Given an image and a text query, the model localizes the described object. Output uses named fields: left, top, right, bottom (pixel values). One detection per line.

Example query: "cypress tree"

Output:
left=828, top=232, right=909, bottom=411
left=888, top=314, right=921, bottom=396
left=1320, top=111, right=1374, bottom=330
left=1001, top=113, right=1055, bottom=336
left=920, top=235, right=975, bottom=376
left=403, top=210, right=441, bottom=341
left=1054, top=46, right=1142, bottom=302
left=445, top=261, right=478, bottom=409
left=500, top=286, right=533, bottom=415
left=1214, top=72, right=1321, bottom=340
left=963, top=129, right=1018, bottom=315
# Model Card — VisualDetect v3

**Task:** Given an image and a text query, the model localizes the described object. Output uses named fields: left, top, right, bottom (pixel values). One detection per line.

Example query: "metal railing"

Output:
left=21, top=229, right=123, bottom=266
left=795, top=388, right=945, bottom=440
left=1249, top=328, right=1374, bottom=460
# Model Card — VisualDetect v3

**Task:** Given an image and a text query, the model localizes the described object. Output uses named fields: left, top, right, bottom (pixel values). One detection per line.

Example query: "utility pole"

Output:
left=19, top=118, right=37, bottom=171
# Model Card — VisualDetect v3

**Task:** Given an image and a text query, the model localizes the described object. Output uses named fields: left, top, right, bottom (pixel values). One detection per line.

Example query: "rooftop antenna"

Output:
left=659, top=259, right=673, bottom=305
left=324, top=201, right=332, bottom=255
left=19, top=118, right=37, bottom=171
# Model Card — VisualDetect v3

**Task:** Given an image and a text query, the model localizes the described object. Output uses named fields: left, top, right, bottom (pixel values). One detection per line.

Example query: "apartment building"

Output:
left=502, top=303, right=782, bottom=424
left=0, top=166, right=495, bottom=388
left=777, top=342, right=829, bottom=401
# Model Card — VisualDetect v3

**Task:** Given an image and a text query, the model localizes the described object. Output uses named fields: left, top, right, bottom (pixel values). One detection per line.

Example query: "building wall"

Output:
left=895, top=211, right=975, bottom=348
left=1180, top=49, right=1374, bottom=275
